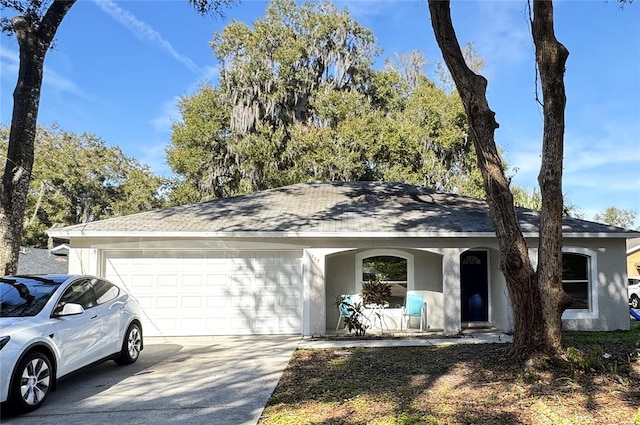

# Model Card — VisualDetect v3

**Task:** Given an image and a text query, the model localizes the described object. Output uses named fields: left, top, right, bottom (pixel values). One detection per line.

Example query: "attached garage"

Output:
left=103, top=250, right=303, bottom=337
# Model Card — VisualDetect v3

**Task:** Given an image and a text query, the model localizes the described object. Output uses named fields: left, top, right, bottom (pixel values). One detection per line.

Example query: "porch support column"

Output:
left=442, top=248, right=463, bottom=335
left=303, top=249, right=326, bottom=336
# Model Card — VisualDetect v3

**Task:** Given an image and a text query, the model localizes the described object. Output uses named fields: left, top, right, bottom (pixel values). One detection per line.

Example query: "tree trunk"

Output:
left=427, top=0, right=570, bottom=358
left=531, top=0, right=574, bottom=353
left=0, top=0, right=76, bottom=275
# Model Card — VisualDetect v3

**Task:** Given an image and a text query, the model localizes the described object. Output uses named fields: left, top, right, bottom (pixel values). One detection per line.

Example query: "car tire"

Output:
left=10, top=351, right=52, bottom=413
left=631, top=296, right=640, bottom=309
left=115, top=323, right=142, bottom=365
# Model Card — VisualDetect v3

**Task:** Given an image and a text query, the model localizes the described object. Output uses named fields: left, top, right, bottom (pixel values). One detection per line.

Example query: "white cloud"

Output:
left=507, top=149, right=540, bottom=174
left=151, top=97, right=181, bottom=134
left=137, top=140, right=172, bottom=177
left=200, top=65, right=220, bottom=85
left=150, top=63, right=221, bottom=134
left=337, top=0, right=424, bottom=21
left=565, top=173, right=640, bottom=192
left=0, top=47, right=19, bottom=77
left=1, top=46, right=84, bottom=98
left=43, top=67, right=84, bottom=96
left=468, top=1, right=532, bottom=66
left=150, top=61, right=221, bottom=131
left=92, top=0, right=202, bottom=74
left=563, top=124, right=639, bottom=174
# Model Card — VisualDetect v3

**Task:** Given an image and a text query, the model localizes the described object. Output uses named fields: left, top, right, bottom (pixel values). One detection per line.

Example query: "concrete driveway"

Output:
left=2, top=335, right=300, bottom=425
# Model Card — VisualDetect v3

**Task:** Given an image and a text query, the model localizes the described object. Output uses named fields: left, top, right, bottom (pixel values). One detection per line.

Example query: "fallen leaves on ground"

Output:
left=260, top=341, right=640, bottom=425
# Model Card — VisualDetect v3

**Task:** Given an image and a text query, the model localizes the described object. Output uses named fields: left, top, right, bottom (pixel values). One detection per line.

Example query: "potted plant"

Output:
left=361, top=274, right=391, bottom=306
left=361, top=274, right=392, bottom=333
left=334, top=295, right=368, bottom=336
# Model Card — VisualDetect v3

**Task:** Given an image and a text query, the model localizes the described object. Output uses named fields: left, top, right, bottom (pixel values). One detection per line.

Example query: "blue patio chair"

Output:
left=400, top=293, right=425, bottom=331
left=336, top=294, right=355, bottom=330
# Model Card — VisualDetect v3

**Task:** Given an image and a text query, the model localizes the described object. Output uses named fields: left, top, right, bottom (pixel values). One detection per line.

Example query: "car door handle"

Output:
left=110, top=301, right=125, bottom=310
left=91, top=314, right=98, bottom=319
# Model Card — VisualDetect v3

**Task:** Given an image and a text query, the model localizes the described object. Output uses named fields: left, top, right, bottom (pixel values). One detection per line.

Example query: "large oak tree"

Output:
left=0, top=0, right=76, bottom=275
left=427, top=0, right=622, bottom=358
left=168, top=0, right=484, bottom=204
left=0, top=124, right=167, bottom=248
left=0, top=0, right=234, bottom=275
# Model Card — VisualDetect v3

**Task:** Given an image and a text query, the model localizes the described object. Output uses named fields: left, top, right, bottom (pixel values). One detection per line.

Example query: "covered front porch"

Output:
left=302, top=245, right=513, bottom=336
left=304, top=327, right=513, bottom=346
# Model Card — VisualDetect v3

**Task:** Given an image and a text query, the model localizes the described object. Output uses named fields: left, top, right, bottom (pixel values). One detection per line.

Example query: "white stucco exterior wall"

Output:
left=62, top=234, right=632, bottom=335
left=441, top=248, right=463, bottom=334
left=67, top=247, right=99, bottom=275
left=303, top=249, right=328, bottom=335
left=306, top=248, right=355, bottom=335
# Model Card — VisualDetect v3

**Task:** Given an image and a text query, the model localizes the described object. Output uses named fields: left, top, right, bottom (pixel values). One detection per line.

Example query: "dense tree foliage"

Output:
left=0, top=0, right=235, bottom=274
left=593, top=207, right=637, bottom=229
left=167, top=0, right=483, bottom=203
left=0, top=125, right=166, bottom=248
left=512, top=186, right=582, bottom=218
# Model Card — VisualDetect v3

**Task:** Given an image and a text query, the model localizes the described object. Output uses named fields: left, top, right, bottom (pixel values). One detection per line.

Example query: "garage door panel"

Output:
left=253, top=317, right=277, bottom=330
left=131, top=257, right=154, bottom=266
left=181, top=296, right=203, bottom=308
left=157, top=297, right=178, bottom=308
left=181, top=318, right=204, bottom=330
left=182, top=274, right=204, bottom=287
left=229, top=316, right=252, bottom=329
left=205, top=317, right=229, bottom=329
left=135, top=296, right=154, bottom=310
left=158, top=275, right=180, bottom=287
left=231, top=295, right=256, bottom=309
left=135, top=276, right=154, bottom=287
left=206, top=273, right=229, bottom=286
left=279, top=295, right=300, bottom=308
left=231, top=274, right=253, bottom=286
left=104, top=250, right=302, bottom=336
left=206, top=296, right=228, bottom=308
left=255, top=295, right=276, bottom=310
left=155, top=318, right=179, bottom=332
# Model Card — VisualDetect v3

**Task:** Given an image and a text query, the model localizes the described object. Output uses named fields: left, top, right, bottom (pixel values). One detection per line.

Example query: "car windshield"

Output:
left=0, top=276, right=66, bottom=317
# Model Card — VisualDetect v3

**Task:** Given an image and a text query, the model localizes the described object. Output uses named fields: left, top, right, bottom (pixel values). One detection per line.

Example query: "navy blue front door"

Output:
left=461, top=250, right=489, bottom=322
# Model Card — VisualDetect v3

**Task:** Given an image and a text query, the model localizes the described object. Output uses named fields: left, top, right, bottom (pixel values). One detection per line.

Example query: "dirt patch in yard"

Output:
left=260, top=336, right=640, bottom=424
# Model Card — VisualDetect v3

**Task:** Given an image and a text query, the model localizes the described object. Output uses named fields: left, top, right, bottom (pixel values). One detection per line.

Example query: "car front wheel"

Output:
left=115, top=323, right=142, bottom=365
left=631, top=296, right=640, bottom=309
left=10, top=352, right=52, bottom=412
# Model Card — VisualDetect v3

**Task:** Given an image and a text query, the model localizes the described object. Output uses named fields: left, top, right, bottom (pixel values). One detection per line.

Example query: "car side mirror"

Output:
left=56, top=303, right=84, bottom=316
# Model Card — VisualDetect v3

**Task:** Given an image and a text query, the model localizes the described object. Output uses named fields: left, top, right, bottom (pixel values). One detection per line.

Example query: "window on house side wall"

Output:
left=562, top=253, right=590, bottom=310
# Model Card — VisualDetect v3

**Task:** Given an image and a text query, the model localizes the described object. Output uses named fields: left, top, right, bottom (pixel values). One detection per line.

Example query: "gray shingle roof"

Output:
left=18, top=248, right=68, bottom=274
left=48, top=181, right=638, bottom=238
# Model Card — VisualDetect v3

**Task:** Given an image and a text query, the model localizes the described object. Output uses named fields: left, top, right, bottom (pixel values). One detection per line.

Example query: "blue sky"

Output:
left=1, top=0, right=639, bottom=226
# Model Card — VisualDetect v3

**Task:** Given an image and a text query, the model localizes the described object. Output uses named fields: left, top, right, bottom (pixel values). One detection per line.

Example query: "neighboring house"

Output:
left=628, top=238, right=640, bottom=278
left=47, top=182, right=638, bottom=337
left=17, top=245, right=69, bottom=275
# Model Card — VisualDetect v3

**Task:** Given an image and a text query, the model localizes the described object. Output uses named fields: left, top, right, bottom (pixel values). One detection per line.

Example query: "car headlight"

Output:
left=0, top=336, right=9, bottom=350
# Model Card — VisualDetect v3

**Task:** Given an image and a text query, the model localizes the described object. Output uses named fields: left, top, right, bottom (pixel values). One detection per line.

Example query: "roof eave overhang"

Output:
left=47, top=230, right=637, bottom=240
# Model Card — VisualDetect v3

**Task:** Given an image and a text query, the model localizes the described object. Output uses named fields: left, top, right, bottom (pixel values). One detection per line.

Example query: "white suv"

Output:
left=629, top=276, right=640, bottom=309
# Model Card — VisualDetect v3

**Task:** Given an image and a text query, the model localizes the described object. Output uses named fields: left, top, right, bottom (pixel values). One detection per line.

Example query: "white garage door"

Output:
left=103, top=250, right=303, bottom=337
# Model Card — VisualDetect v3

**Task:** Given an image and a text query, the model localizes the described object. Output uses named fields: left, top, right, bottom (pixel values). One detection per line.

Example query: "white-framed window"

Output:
left=355, top=250, right=414, bottom=308
left=561, top=247, right=598, bottom=320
